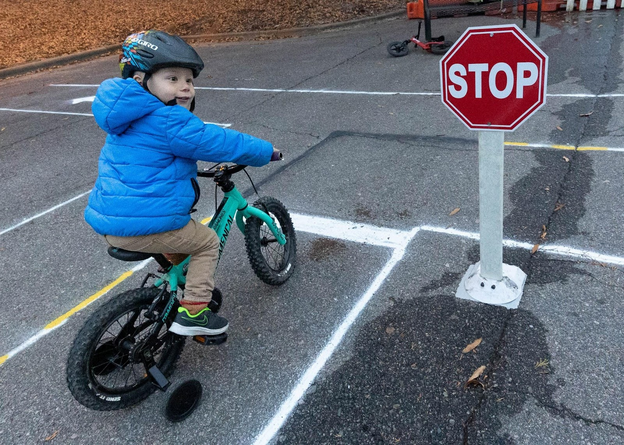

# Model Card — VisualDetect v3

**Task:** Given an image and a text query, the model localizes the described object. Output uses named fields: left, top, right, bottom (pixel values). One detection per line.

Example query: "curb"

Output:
left=0, top=10, right=404, bottom=81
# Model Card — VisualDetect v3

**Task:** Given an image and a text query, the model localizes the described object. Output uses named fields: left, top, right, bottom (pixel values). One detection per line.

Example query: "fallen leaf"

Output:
left=579, top=111, right=593, bottom=117
left=540, top=225, right=547, bottom=240
left=449, top=207, right=460, bottom=216
left=465, top=365, right=486, bottom=387
left=462, top=338, right=482, bottom=353
left=531, top=244, right=540, bottom=254
left=554, top=203, right=565, bottom=212
left=556, top=126, right=563, bottom=131
left=563, top=156, right=569, bottom=162
left=0, top=127, right=5, bottom=132
left=411, top=363, right=417, bottom=369
left=535, top=358, right=549, bottom=368
left=598, top=24, right=603, bottom=28
left=45, top=431, right=59, bottom=441
left=386, top=326, right=395, bottom=335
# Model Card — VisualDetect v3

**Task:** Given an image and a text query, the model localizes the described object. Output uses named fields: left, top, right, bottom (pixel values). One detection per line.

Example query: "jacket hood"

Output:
left=92, top=78, right=164, bottom=135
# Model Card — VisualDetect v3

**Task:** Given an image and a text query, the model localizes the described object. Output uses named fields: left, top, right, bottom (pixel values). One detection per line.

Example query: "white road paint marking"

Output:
left=0, top=107, right=93, bottom=117
left=253, top=232, right=418, bottom=445
left=3, top=191, right=624, bottom=443
left=0, top=107, right=231, bottom=127
left=49, top=84, right=624, bottom=98
left=291, top=213, right=412, bottom=248
left=0, top=191, right=91, bottom=236
left=70, top=96, right=95, bottom=104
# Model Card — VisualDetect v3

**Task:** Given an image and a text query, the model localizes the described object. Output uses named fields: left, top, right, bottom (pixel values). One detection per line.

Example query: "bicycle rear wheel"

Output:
left=430, top=40, right=453, bottom=55
left=66, top=287, right=185, bottom=410
left=245, top=197, right=296, bottom=285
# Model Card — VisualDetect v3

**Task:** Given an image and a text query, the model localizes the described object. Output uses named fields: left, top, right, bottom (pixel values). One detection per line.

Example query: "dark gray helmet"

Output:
left=119, top=30, right=204, bottom=79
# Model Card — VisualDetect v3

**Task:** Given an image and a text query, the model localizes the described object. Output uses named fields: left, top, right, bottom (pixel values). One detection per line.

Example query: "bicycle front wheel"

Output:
left=387, top=41, right=409, bottom=57
left=245, top=197, right=296, bottom=285
left=66, top=287, right=185, bottom=411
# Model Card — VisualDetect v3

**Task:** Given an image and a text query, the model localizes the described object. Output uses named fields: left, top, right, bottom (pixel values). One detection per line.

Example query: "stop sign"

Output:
left=440, top=24, right=548, bottom=131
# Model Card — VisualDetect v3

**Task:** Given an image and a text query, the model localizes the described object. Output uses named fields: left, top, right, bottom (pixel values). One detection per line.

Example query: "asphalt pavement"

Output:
left=1, top=10, right=623, bottom=445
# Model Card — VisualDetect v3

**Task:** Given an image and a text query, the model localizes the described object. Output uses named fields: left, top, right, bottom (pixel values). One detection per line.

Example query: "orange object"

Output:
left=407, top=1, right=425, bottom=19
left=518, top=0, right=562, bottom=11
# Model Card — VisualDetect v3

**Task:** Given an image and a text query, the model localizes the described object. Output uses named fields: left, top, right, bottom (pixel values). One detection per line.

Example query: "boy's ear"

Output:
left=132, top=71, right=146, bottom=86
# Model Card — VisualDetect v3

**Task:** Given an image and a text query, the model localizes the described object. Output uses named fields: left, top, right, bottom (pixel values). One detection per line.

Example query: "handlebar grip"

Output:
left=271, top=151, right=283, bottom=162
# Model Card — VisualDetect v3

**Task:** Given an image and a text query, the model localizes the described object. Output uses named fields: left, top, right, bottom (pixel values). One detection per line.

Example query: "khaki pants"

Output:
left=105, top=219, right=219, bottom=303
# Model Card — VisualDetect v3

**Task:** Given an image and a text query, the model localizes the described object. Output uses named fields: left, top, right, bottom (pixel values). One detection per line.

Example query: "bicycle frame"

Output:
left=152, top=174, right=287, bottom=294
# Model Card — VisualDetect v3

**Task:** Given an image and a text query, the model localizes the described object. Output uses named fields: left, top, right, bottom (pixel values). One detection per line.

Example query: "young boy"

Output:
left=85, top=30, right=277, bottom=337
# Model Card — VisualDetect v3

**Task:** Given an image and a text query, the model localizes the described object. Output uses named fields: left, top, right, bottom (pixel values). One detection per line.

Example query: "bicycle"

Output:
left=66, top=160, right=297, bottom=411
left=387, top=21, right=453, bottom=57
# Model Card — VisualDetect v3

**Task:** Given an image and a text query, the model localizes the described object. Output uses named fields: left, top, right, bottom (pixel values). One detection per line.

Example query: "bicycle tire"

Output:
left=387, top=41, right=409, bottom=57
left=430, top=40, right=453, bottom=55
left=244, top=197, right=296, bottom=285
left=66, top=287, right=185, bottom=411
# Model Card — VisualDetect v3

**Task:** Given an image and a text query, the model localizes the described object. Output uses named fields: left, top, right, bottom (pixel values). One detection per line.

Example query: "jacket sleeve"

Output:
left=165, top=107, right=273, bottom=166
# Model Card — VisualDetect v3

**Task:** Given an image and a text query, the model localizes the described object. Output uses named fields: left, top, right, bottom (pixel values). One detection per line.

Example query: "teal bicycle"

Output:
left=66, top=161, right=296, bottom=411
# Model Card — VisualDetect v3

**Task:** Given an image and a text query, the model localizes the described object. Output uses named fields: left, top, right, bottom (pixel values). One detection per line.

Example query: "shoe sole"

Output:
left=169, top=322, right=229, bottom=336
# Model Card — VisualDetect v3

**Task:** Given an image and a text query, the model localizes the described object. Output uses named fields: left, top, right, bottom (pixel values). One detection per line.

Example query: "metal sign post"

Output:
left=439, top=25, right=548, bottom=308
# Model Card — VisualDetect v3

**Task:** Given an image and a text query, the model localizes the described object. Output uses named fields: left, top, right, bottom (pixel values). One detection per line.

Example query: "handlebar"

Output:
left=197, top=150, right=282, bottom=178
left=197, top=164, right=246, bottom=178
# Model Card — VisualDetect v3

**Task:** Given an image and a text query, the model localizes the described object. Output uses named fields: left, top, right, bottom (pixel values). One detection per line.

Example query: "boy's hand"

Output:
left=270, top=149, right=283, bottom=162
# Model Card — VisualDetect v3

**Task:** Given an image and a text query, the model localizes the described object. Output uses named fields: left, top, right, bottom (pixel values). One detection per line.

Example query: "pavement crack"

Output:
left=517, top=392, right=624, bottom=432
left=462, top=308, right=515, bottom=444
left=223, top=42, right=381, bottom=122
left=254, top=122, right=321, bottom=139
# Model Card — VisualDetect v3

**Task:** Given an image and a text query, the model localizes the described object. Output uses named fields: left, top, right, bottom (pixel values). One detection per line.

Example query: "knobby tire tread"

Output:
left=244, top=197, right=296, bottom=285
left=66, top=287, right=185, bottom=411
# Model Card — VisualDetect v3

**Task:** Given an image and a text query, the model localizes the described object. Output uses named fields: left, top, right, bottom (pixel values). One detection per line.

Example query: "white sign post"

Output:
left=439, top=25, right=548, bottom=308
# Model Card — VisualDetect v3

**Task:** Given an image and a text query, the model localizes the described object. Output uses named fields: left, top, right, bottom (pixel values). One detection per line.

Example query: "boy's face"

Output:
left=143, top=67, right=196, bottom=110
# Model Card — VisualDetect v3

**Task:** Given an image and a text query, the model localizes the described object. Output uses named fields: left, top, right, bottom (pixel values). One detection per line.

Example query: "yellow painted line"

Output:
left=44, top=270, right=133, bottom=330
left=1, top=216, right=215, bottom=367
left=505, top=142, right=530, bottom=147
left=0, top=270, right=135, bottom=367
left=551, top=144, right=576, bottom=150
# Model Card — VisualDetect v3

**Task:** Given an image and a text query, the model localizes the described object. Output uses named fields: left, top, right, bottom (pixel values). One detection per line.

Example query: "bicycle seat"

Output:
left=107, top=246, right=152, bottom=262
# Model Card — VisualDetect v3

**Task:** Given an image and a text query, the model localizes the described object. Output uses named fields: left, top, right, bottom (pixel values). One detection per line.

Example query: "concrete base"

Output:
left=456, top=262, right=527, bottom=309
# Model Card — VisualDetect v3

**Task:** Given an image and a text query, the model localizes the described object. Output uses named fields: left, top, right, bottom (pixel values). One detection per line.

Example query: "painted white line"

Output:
left=0, top=107, right=231, bottom=127
left=1, top=320, right=67, bottom=362
left=421, top=224, right=624, bottom=266
left=0, top=191, right=91, bottom=236
left=71, top=96, right=95, bottom=104
left=49, top=84, right=624, bottom=98
left=291, top=213, right=412, bottom=248
left=253, top=231, right=418, bottom=445
left=0, top=107, right=93, bottom=117
left=421, top=225, right=535, bottom=250
left=539, top=244, right=624, bottom=267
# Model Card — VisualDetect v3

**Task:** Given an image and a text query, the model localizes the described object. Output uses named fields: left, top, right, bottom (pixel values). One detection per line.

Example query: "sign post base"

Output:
left=456, top=261, right=527, bottom=309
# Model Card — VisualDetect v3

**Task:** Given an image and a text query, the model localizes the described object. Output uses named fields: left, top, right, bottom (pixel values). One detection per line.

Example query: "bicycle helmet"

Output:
left=119, top=30, right=204, bottom=79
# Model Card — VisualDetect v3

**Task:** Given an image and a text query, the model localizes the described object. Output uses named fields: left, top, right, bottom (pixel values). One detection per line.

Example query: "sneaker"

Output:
left=169, top=307, right=229, bottom=336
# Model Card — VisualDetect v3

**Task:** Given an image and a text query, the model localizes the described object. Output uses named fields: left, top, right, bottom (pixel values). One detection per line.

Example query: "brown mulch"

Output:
left=0, top=0, right=405, bottom=69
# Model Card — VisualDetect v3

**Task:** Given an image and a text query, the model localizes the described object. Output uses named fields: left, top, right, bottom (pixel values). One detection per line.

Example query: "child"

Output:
left=85, top=30, right=278, bottom=337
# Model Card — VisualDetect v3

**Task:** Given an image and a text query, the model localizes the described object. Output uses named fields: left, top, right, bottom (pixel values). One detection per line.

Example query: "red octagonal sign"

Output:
left=440, top=24, right=548, bottom=131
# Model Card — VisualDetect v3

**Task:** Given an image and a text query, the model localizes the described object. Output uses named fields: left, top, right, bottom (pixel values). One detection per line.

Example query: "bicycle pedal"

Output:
left=148, top=365, right=171, bottom=391
left=193, top=333, right=228, bottom=346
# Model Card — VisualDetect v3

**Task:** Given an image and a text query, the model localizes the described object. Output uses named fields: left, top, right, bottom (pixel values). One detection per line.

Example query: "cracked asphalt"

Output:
left=1, top=10, right=624, bottom=445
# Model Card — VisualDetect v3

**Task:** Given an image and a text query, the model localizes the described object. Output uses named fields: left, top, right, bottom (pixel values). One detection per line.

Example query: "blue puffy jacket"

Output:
left=84, top=78, right=273, bottom=237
